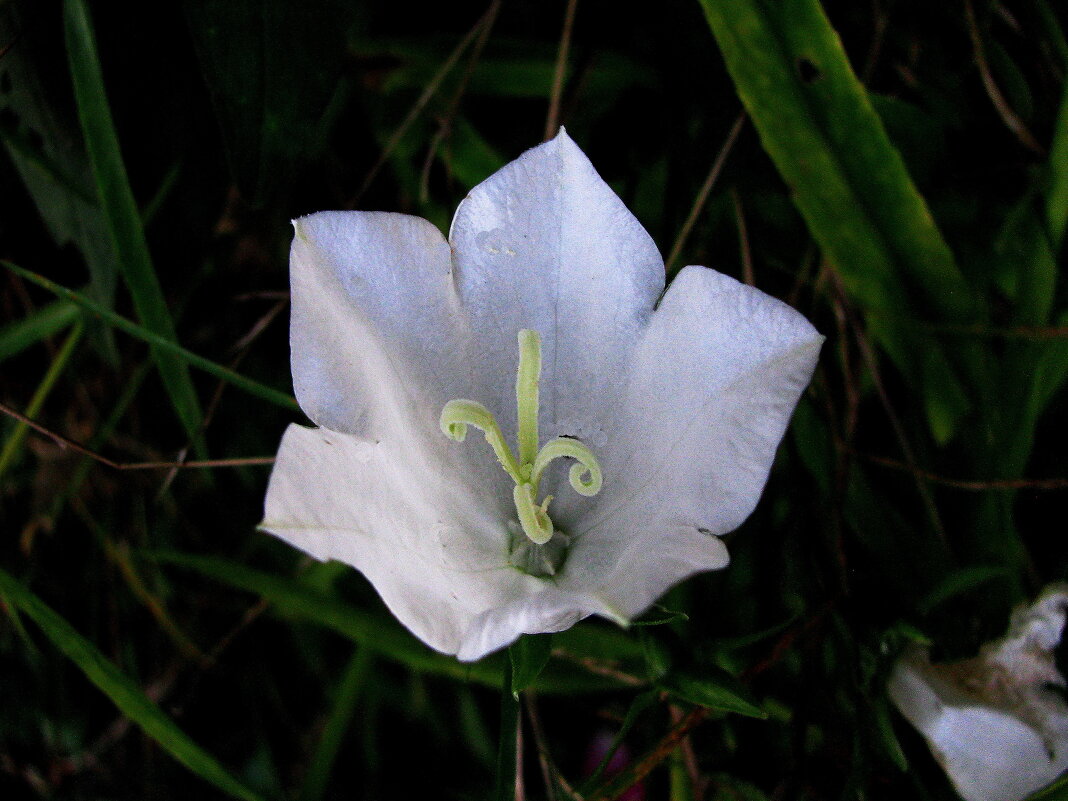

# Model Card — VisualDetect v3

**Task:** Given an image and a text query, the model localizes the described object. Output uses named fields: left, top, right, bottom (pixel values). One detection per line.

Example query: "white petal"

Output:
left=561, top=524, right=730, bottom=622
left=289, top=211, right=467, bottom=439
left=889, top=655, right=1068, bottom=801
left=455, top=586, right=613, bottom=662
left=448, top=129, right=664, bottom=449
left=584, top=266, right=822, bottom=542
left=263, top=424, right=613, bottom=661
left=263, top=424, right=522, bottom=656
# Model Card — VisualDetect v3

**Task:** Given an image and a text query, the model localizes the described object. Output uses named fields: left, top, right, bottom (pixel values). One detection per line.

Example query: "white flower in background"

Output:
left=261, top=130, right=822, bottom=661
left=889, top=585, right=1068, bottom=801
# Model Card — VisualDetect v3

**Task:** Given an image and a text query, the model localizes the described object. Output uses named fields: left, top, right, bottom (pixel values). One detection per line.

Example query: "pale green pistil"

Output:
left=439, top=330, right=602, bottom=546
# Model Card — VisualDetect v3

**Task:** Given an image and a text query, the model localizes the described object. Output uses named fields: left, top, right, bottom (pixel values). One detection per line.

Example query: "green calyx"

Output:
left=439, top=329, right=603, bottom=546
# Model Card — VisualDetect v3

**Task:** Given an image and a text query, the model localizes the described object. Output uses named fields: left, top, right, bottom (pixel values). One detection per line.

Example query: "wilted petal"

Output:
left=889, top=586, right=1068, bottom=801
left=449, top=129, right=664, bottom=448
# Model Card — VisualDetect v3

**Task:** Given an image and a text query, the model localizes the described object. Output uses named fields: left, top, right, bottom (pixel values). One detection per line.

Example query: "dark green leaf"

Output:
left=659, top=668, right=766, bottom=719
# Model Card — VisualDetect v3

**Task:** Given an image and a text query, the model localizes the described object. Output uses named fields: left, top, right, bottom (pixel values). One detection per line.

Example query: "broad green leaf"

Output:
left=1, top=261, right=299, bottom=414
left=63, top=0, right=205, bottom=453
left=658, top=668, right=767, bottom=719
left=0, top=301, right=79, bottom=362
left=697, top=0, right=972, bottom=322
left=698, top=0, right=981, bottom=443
left=0, top=566, right=266, bottom=801
left=1028, top=774, right=1068, bottom=801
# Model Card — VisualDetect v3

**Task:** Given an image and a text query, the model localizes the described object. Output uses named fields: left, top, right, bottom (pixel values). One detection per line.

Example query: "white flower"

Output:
left=261, top=130, right=822, bottom=661
left=889, top=585, right=1068, bottom=801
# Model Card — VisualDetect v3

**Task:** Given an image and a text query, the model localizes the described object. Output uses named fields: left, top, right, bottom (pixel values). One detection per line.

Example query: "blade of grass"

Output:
left=298, top=647, right=372, bottom=801
left=2, top=261, right=299, bottom=414
left=0, top=566, right=266, bottom=801
left=63, top=0, right=206, bottom=454
left=151, top=550, right=629, bottom=694
left=698, top=0, right=981, bottom=445
left=0, top=301, right=79, bottom=362
left=0, top=319, right=83, bottom=479
left=696, top=0, right=974, bottom=322
left=1046, top=78, right=1068, bottom=246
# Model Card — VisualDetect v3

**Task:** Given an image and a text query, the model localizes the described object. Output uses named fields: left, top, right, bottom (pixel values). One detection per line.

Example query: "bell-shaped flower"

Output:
left=889, top=585, right=1068, bottom=801
left=261, top=130, right=822, bottom=661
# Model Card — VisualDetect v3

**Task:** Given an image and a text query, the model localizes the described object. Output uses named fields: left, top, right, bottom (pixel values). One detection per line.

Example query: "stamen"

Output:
left=513, top=482, right=554, bottom=545
left=439, top=329, right=604, bottom=553
left=440, top=399, right=522, bottom=484
left=515, top=330, right=541, bottom=466
left=531, top=437, right=603, bottom=496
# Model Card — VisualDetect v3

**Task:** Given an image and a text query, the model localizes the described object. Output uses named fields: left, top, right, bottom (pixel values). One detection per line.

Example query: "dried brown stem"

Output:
left=665, top=113, right=746, bottom=277
left=0, top=401, right=273, bottom=470
left=545, top=0, right=579, bottom=140
left=963, top=0, right=1044, bottom=154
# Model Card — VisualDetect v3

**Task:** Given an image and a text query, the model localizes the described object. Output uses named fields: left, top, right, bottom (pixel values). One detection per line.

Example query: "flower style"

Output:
left=261, top=130, right=822, bottom=662
left=889, top=585, right=1068, bottom=801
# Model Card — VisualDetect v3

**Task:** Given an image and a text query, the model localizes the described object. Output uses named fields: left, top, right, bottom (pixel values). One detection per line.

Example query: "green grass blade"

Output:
left=697, top=0, right=973, bottom=323
left=2, top=261, right=299, bottom=414
left=154, top=550, right=504, bottom=683
left=1047, top=78, right=1068, bottom=247
left=0, top=320, right=83, bottom=479
left=0, top=301, right=80, bottom=362
left=0, top=566, right=266, bottom=801
left=63, top=0, right=205, bottom=452
left=151, top=550, right=629, bottom=693
left=298, top=647, right=372, bottom=801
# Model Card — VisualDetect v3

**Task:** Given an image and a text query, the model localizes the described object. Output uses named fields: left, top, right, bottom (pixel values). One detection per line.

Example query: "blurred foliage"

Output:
left=1, top=0, right=1066, bottom=799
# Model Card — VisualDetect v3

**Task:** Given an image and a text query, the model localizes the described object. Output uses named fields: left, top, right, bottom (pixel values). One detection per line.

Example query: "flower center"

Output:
left=439, top=330, right=602, bottom=547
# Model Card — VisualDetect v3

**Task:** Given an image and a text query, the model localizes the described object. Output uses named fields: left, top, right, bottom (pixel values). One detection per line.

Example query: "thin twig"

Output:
left=665, top=113, right=746, bottom=277
left=418, top=0, right=501, bottom=201
left=668, top=704, right=706, bottom=801
left=860, top=450, right=1068, bottom=491
left=550, top=648, right=645, bottom=687
left=963, top=0, right=1044, bottom=154
left=827, top=269, right=948, bottom=543
left=545, top=0, right=579, bottom=140
left=348, top=1, right=500, bottom=207
left=860, top=0, right=889, bottom=83
left=586, top=708, right=707, bottom=801
left=0, top=401, right=273, bottom=470
left=231, top=297, right=288, bottom=353
left=524, top=694, right=584, bottom=801
left=232, top=290, right=289, bottom=302
left=730, top=188, right=754, bottom=286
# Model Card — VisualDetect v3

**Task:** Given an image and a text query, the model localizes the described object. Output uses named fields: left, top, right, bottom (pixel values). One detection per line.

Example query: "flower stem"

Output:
left=493, top=655, right=520, bottom=801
